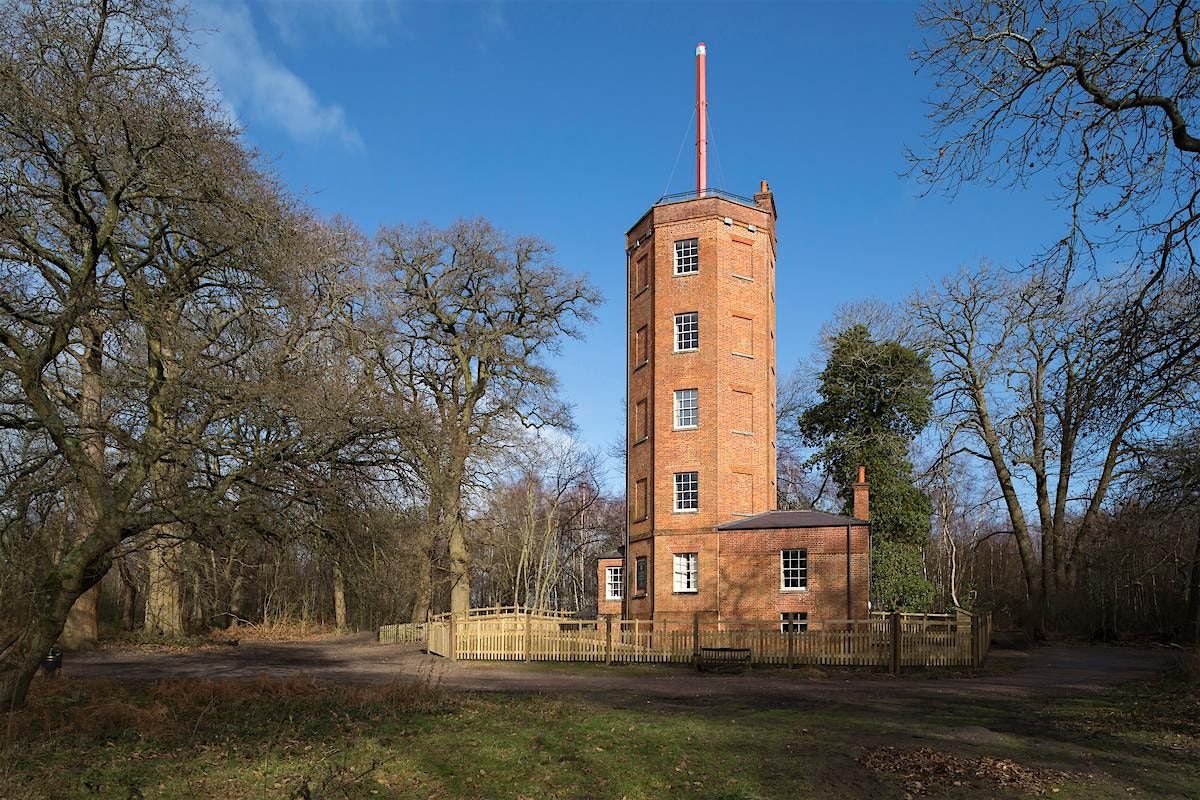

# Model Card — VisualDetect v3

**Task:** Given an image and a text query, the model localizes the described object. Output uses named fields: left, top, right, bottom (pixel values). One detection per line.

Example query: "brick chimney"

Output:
left=852, top=466, right=869, bottom=521
left=754, top=179, right=776, bottom=219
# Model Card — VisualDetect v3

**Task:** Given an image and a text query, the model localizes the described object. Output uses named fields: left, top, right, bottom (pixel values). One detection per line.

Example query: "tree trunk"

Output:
left=1188, top=520, right=1200, bottom=643
left=119, top=557, right=139, bottom=631
left=60, top=586, right=100, bottom=650
left=409, top=514, right=436, bottom=623
left=333, top=563, right=347, bottom=631
left=145, top=537, right=185, bottom=636
left=0, top=536, right=113, bottom=709
left=448, top=513, right=471, bottom=614
left=189, top=547, right=206, bottom=632
left=59, top=314, right=107, bottom=649
left=228, top=571, right=246, bottom=629
left=1, top=604, right=73, bottom=712
left=443, top=446, right=471, bottom=615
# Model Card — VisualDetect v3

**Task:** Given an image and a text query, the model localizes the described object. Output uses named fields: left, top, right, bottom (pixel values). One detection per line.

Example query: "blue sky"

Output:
left=191, top=0, right=1066, bottom=485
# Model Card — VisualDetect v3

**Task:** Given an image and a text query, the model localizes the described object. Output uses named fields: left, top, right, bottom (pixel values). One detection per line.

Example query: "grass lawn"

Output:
left=1, top=665, right=1197, bottom=799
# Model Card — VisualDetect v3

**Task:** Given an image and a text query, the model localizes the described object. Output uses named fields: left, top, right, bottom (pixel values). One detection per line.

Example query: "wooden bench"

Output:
left=696, top=646, right=752, bottom=673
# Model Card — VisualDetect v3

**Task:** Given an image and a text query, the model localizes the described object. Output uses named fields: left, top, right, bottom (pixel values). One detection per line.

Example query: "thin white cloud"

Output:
left=478, top=1, right=510, bottom=39
left=191, top=0, right=363, bottom=150
left=261, top=0, right=405, bottom=49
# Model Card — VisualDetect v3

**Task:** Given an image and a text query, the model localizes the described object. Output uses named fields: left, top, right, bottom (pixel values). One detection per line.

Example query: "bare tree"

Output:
left=1122, top=431, right=1200, bottom=639
left=473, top=435, right=604, bottom=611
left=0, top=0, right=372, bottom=708
left=910, top=264, right=1200, bottom=634
left=372, top=220, right=599, bottom=617
left=913, top=0, right=1200, bottom=287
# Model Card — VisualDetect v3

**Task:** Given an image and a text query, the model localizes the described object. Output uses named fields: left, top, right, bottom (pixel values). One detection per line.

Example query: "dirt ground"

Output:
left=14, top=638, right=1193, bottom=799
left=63, top=634, right=1172, bottom=709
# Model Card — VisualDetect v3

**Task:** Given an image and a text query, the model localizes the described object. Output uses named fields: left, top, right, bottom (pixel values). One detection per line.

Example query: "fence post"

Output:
left=889, top=612, right=901, bottom=675
left=692, top=613, right=701, bottom=664
left=424, top=608, right=431, bottom=653
left=605, top=615, right=613, bottom=665
left=524, top=611, right=532, bottom=662
left=787, top=623, right=795, bottom=669
left=448, top=613, right=458, bottom=662
left=971, top=612, right=991, bottom=668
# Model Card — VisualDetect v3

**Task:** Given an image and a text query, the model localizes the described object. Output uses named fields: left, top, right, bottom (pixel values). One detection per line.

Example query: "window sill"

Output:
left=781, top=587, right=809, bottom=593
left=674, top=270, right=699, bottom=278
left=673, top=425, right=698, bottom=432
left=731, top=273, right=753, bottom=282
left=732, top=352, right=754, bottom=359
left=674, top=348, right=699, bottom=355
left=732, top=429, right=753, bottom=436
left=673, top=509, right=699, bottom=514
left=673, top=589, right=698, bottom=595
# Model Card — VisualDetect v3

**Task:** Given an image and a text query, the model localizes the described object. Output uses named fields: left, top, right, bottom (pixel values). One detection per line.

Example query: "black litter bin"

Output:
left=42, top=646, right=63, bottom=676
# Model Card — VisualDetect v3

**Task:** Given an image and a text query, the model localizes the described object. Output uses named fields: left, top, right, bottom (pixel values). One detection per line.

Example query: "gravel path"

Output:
left=62, top=635, right=1172, bottom=709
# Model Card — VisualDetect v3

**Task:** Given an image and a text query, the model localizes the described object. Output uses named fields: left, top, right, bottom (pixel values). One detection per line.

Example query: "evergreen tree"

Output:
left=799, top=324, right=935, bottom=610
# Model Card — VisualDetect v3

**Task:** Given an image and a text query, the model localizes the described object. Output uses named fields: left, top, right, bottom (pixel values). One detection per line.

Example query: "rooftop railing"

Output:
left=655, top=188, right=760, bottom=209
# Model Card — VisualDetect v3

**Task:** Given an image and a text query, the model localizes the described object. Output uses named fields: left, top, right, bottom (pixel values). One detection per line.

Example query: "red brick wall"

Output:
left=651, top=530, right=719, bottom=621
left=716, top=525, right=870, bottom=622
left=642, top=524, right=869, bottom=623
left=626, top=538, right=654, bottom=620
left=627, top=212, right=656, bottom=547
left=596, top=557, right=624, bottom=618
left=631, top=196, right=778, bottom=533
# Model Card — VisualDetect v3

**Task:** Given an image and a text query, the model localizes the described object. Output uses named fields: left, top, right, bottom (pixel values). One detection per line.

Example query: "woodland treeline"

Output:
left=3, top=0, right=1200, bottom=711
left=0, top=0, right=614, bottom=709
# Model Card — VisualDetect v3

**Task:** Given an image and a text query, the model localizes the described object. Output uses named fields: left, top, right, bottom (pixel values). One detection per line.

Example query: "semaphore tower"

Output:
left=597, top=43, right=869, bottom=628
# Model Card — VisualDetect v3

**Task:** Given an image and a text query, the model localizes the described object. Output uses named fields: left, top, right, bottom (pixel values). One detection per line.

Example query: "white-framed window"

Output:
left=674, top=238, right=699, bottom=275
left=674, top=312, right=699, bottom=352
left=674, top=471, right=699, bottom=512
left=605, top=566, right=624, bottom=600
left=781, top=549, right=808, bottom=590
left=674, top=388, right=698, bottom=429
left=781, top=612, right=808, bottom=633
left=673, top=552, right=698, bottom=593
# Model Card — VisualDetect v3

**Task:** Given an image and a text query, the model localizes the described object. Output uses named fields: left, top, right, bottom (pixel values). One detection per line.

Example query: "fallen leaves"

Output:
left=860, top=746, right=1075, bottom=796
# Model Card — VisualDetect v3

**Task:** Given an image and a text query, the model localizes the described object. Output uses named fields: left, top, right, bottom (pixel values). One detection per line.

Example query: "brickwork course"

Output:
left=597, top=184, right=872, bottom=625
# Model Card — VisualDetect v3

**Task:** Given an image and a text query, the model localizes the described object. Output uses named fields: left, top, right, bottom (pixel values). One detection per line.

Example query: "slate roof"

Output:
left=716, top=510, right=868, bottom=531
left=597, top=548, right=624, bottom=560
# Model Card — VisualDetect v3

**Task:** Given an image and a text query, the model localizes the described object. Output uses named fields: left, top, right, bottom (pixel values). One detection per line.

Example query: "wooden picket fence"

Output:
left=399, top=607, right=992, bottom=671
left=378, top=622, right=426, bottom=644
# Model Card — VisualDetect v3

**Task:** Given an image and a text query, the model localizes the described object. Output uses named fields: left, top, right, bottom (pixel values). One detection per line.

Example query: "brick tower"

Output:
left=598, top=43, right=870, bottom=628
left=622, top=181, right=778, bottom=622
